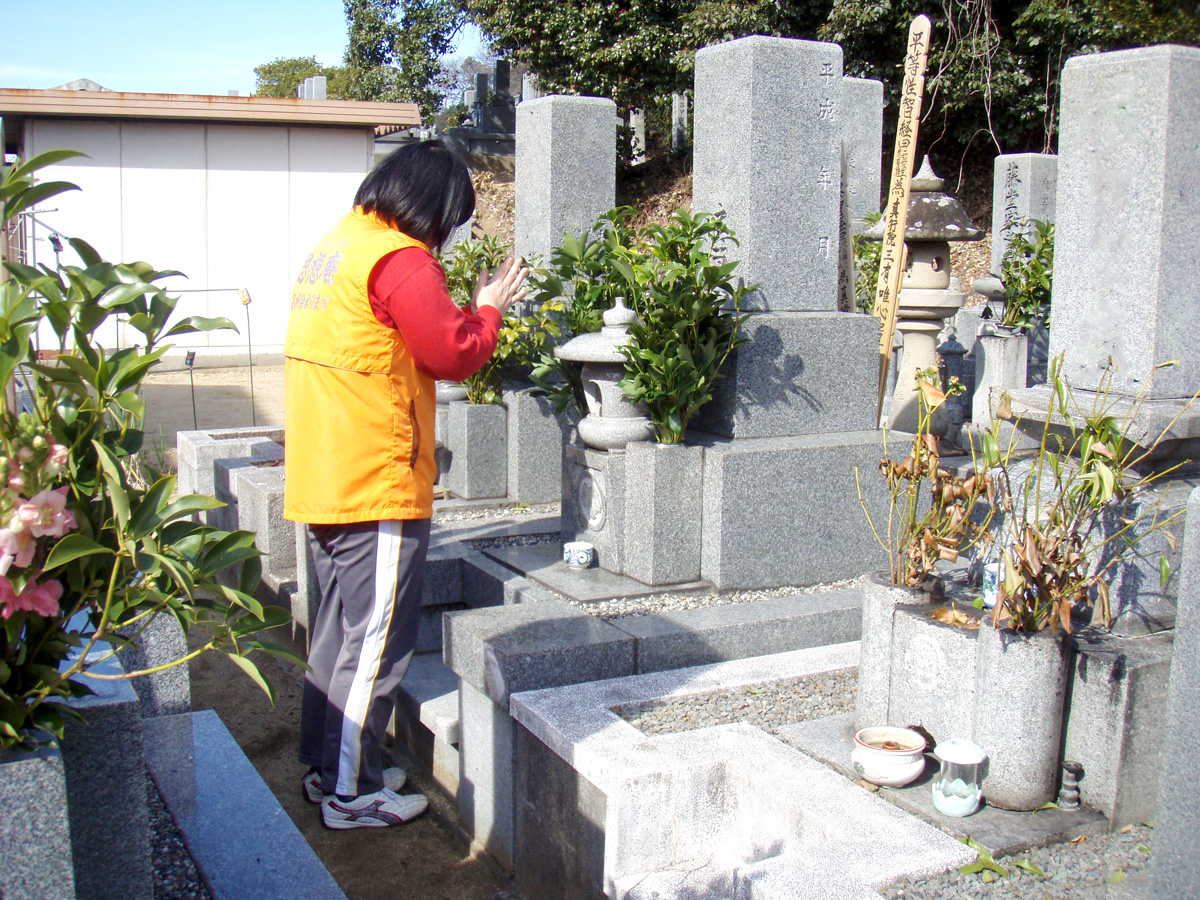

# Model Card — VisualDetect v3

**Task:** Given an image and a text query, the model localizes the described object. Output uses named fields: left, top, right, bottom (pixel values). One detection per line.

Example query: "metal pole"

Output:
left=239, top=289, right=256, bottom=426
left=185, top=350, right=198, bottom=430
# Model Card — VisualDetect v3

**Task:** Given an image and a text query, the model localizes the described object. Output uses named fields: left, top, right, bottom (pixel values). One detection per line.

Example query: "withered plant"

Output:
left=857, top=367, right=999, bottom=587
left=989, top=356, right=1194, bottom=634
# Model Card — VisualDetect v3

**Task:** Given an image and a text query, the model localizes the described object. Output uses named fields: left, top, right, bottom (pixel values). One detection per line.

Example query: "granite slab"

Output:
left=483, top=542, right=711, bottom=603
left=780, top=712, right=1107, bottom=858
left=143, top=710, right=346, bottom=900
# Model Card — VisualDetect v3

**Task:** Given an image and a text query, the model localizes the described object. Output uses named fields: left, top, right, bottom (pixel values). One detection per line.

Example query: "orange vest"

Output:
left=283, top=209, right=437, bottom=523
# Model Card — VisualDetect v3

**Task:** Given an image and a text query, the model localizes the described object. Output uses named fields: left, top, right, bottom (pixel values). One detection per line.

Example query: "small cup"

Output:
left=563, top=541, right=596, bottom=570
left=982, top=562, right=1000, bottom=609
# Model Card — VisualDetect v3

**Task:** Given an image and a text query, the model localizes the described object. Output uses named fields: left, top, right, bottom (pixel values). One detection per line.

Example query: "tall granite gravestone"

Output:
left=671, top=92, right=689, bottom=151
left=1000, top=46, right=1200, bottom=634
left=989, top=153, right=1057, bottom=277
left=1048, top=46, right=1200, bottom=399
left=685, top=36, right=889, bottom=589
left=514, top=96, right=616, bottom=264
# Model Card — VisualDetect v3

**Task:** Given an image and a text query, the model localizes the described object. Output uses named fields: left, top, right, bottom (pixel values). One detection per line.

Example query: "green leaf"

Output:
left=223, top=653, right=277, bottom=705
left=68, top=237, right=102, bottom=267
left=44, top=534, right=110, bottom=569
left=92, top=440, right=130, bottom=530
left=5, top=181, right=80, bottom=219
left=1160, top=555, right=1171, bottom=588
left=7, top=149, right=87, bottom=181
left=1013, top=859, right=1046, bottom=876
left=126, top=475, right=177, bottom=540
left=156, top=495, right=224, bottom=525
left=1109, top=870, right=1127, bottom=884
left=164, top=316, right=238, bottom=337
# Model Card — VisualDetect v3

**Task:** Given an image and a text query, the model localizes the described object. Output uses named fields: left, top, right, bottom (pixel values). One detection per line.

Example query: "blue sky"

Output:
left=0, top=0, right=483, bottom=96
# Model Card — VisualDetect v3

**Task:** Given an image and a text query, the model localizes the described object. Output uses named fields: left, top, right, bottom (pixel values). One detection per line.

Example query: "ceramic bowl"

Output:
left=851, top=725, right=927, bottom=788
left=563, top=541, right=596, bottom=569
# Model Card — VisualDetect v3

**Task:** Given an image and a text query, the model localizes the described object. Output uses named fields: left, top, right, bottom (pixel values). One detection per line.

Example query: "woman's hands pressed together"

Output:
left=472, top=256, right=530, bottom=316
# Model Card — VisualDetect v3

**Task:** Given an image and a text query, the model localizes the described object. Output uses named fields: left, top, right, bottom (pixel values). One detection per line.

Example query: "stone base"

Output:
left=504, top=387, right=564, bottom=505
left=1001, top=383, right=1200, bottom=467
left=698, top=430, right=890, bottom=590
left=563, top=444, right=628, bottom=574
left=623, top=442, right=704, bottom=585
left=691, top=311, right=879, bottom=439
left=781, top=713, right=1106, bottom=857
left=64, top=653, right=152, bottom=900
left=447, top=401, right=508, bottom=500
left=0, top=745, right=75, bottom=900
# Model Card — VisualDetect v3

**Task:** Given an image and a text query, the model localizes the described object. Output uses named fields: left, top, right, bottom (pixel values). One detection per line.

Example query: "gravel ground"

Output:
left=465, top=532, right=561, bottom=551
left=148, top=778, right=211, bottom=900
left=573, top=579, right=858, bottom=619
left=882, top=825, right=1153, bottom=899
left=432, top=501, right=559, bottom=523
left=618, top=668, right=858, bottom=736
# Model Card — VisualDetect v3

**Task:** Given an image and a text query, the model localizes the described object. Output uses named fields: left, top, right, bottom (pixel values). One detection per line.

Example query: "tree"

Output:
left=344, top=0, right=467, bottom=117
left=819, top=0, right=1200, bottom=160
left=253, top=56, right=351, bottom=99
left=458, top=0, right=830, bottom=110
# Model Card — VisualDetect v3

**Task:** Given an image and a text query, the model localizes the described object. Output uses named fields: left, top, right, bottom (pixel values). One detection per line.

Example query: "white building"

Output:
left=0, top=89, right=421, bottom=364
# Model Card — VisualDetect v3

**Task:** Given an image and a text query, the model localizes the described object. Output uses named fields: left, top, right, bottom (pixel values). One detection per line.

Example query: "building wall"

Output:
left=23, top=117, right=373, bottom=358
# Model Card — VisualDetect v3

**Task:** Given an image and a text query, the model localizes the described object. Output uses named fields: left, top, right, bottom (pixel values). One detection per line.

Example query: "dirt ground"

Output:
left=141, top=367, right=513, bottom=900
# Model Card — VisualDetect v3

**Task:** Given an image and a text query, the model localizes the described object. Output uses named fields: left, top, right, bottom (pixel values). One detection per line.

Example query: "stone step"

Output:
left=143, top=710, right=346, bottom=900
left=398, top=652, right=461, bottom=746
left=391, top=653, right=462, bottom=797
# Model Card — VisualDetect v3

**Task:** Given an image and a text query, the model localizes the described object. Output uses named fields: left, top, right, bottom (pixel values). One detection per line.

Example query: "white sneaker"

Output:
left=321, top=787, right=428, bottom=829
left=302, top=767, right=407, bottom=804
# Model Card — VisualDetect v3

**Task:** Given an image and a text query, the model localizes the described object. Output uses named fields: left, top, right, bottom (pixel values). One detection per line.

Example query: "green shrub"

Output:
left=527, top=209, right=641, bottom=414
left=618, top=210, right=752, bottom=443
left=853, top=211, right=883, bottom=315
left=1000, top=218, right=1054, bottom=331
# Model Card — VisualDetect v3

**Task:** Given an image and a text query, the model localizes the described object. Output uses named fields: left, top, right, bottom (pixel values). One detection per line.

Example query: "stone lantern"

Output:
left=866, top=157, right=983, bottom=432
left=555, top=297, right=654, bottom=450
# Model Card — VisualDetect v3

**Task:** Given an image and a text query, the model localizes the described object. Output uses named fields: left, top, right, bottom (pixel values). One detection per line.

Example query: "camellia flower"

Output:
left=0, top=576, right=63, bottom=619
left=23, top=578, right=63, bottom=617
left=14, top=487, right=76, bottom=538
left=0, top=527, right=35, bottom=575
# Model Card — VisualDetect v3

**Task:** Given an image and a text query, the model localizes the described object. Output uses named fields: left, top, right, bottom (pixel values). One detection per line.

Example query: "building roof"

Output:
left=0, top=88, right=421, bottom=129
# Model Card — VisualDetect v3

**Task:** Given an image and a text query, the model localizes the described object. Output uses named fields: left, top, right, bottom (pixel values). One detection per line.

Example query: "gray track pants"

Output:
left=298, top=518, right=430, bottom=798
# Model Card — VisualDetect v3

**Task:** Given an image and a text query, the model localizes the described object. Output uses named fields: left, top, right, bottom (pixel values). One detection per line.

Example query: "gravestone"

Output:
left=843, top=76, right=884, bottom=233
left=522, top=72, right=541, bottom=102
left=693, top=36, right=843, bottom=311
left=1048, top=46, right=1200, bottom=399
left=685, top=35, right=888, bottom=589
left=671, top=92, right=688, bottom=151
left=629, top=107, right=646, bottom=165
left=1147, top=485, right=1200, bottom=897
left=515, top=96, right=616, bottom=265
left=990, top=153, right=1057, bottom=276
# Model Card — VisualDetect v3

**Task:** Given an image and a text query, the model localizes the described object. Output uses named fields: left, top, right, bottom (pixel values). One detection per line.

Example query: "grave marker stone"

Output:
left=1049, top=46, right=1200, bottom=399
left=693, top=36, right=842, bottom=311
left=989, top=153, right=1057, bottom=277
left=671, top=92, right=688, bottom=151
left=515, top=96, right=616, bottom=264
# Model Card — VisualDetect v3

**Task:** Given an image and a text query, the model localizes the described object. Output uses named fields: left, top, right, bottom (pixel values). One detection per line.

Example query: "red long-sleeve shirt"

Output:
left=367, top=247, right=501, bottom=382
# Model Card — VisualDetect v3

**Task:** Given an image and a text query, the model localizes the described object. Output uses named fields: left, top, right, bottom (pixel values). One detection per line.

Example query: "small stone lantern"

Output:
left=866, top=157, right=983, bottom=432
left=555, top=297, right=654, bottom=450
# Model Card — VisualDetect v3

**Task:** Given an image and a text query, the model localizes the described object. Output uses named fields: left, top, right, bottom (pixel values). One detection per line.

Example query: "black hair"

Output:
left=354, top=140, right=475, bottom=252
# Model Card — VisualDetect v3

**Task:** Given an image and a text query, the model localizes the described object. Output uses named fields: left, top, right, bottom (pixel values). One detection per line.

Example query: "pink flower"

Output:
left=23, top=579, right=62, bottom=617
left=0, top=527, right=35, bottom=575
left=0, top=577, right=63, bottom=619
left=8, top=459, right=24, bottom=493
left=43, top=444, right=69, bottom=477
left=0, top=576, right=15, bottom=619
left=14, top=487, right=76, bottom=538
